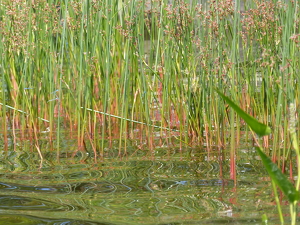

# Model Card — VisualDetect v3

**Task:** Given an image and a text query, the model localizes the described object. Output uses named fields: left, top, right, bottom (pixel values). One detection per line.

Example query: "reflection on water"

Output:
left=0, top=143, right=289, bottom=225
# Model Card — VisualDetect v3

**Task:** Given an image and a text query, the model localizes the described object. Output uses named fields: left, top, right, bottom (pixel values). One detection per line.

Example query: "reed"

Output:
left=0, top=0, right=299, bottom=163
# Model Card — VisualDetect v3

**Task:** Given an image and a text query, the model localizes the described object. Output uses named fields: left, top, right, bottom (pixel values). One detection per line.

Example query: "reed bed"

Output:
left=0, top=0, right=299, bottom=162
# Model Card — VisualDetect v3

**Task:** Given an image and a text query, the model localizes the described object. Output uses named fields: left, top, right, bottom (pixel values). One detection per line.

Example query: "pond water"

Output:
left=0, top=136, right=291, bottom=225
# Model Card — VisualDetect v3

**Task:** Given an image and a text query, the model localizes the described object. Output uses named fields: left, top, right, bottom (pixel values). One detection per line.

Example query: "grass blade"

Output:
left=256, top=147, right=300, bottom=203
left=216, top=90, right=271, bottom=137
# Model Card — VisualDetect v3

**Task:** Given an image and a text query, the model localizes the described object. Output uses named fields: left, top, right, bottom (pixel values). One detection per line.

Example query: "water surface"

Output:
left=0, top=138, right=290, bottom=225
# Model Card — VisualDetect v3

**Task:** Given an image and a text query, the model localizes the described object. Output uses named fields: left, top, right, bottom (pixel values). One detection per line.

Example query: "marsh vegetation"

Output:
left=0, top=0, right=299, bottom=223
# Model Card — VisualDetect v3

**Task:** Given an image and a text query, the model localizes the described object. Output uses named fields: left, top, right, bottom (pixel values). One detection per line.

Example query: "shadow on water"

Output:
left=0, top=138, right=289, bottom=225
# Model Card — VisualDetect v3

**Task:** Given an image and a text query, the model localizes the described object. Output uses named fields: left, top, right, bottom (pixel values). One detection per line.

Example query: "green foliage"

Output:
left=216, top=90, right=299, bottom=201
left=256, top=147, right=299, bottom=203
left=216, top=90, right=271, bottom=137
left=0, top=0, right=299, bottom=154
left=216, top=90, right=299, bottom=224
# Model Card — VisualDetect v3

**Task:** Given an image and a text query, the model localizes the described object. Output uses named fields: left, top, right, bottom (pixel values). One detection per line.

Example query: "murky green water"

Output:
left=0, top=138, right=291, bottom=225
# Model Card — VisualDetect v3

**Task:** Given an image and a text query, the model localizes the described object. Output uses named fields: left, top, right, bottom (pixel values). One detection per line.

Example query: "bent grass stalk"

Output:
left=0, top=99, right=179, bottom=132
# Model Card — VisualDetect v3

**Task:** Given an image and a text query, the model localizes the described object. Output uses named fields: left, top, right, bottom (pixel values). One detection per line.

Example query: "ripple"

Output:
left=0, top=195, right=72, bottom=211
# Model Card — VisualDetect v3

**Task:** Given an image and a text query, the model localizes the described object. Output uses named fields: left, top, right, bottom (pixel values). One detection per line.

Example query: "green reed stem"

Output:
left=0, top=0, right=298, bottom=166
left=271, top=180, right=284, bottom=224
left=57, top=0, right=68, bottom=155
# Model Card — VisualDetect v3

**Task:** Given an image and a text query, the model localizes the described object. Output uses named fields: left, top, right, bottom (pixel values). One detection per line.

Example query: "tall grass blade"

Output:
left=216, top=90, right=271, bottom=137
left=256, top=147, right=300, bottom=203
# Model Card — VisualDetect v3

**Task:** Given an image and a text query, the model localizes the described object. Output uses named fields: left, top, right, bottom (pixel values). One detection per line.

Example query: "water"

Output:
left=0, top=139, right=289, bottom=225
